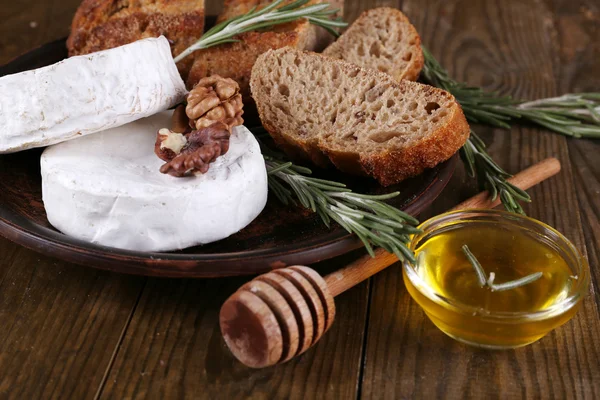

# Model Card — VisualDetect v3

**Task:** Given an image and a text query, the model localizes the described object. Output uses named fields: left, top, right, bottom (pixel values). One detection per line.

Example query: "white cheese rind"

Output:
left=0, top=36, right=187, bottom=153
left=40, top=112, right=268, bottom=252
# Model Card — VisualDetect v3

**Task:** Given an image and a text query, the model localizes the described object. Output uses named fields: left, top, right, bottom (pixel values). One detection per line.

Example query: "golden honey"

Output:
left=403, top=210, right=589, bottom=349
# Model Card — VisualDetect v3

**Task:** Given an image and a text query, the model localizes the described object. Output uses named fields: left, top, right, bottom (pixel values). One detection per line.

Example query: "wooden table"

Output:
left=1, top=0, right=599, bottom=398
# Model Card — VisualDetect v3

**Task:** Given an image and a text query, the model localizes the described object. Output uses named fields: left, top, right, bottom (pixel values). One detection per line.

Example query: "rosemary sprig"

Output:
left=462, top=245, right=543, bottom=292
left=422, top=46, right=600, bottom=213
left=421, top=47, right=600, bottom=139
left=460, top=131, right=531, bottom=214
left=253, top=128, right=420, bottom=261
left=264, top=156, right=420, bottom=263
left=174, top=0, right=346, bottom=63
left=422, top=47, right=545, bottom=213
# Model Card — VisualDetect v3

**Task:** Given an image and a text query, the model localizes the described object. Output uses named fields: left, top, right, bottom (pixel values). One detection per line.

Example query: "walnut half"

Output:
left=157, top=122, right=231, bottom=177
left=186, top=75, right=244, bottom=132
left=155, top=128, right=188, bottom=162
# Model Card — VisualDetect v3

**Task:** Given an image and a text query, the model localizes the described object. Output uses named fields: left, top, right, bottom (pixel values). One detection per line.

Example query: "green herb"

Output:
left=461, top=245, right=487, bottom=287
left=263, top=154, right=420, bottom=263
left=490, top=272, right=543, bottom=292
left=462, top=245, right=543, bottom=291
left=421, top=46, right=600, bottom=214
left=421, top=47, right=600, bottom=139
left=460, top=131, right=531, bottom=214
left=174, top=0, right=346, bottom=63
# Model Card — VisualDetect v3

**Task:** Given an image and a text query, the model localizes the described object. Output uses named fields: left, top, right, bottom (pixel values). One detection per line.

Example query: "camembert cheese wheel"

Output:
left=40, top=112, right=268, bottom=252
left=0, top=36, right=187, bottom=153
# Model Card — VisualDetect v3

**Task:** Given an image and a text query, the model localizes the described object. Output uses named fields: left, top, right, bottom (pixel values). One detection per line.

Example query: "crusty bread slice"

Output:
left=67, top=0, right=205, bottom=80
left=250, top=48, right=470, bottom=186
left=187, top=21, right=319, bottom=91
left=323, top=7, right=423, bottom=82
left=187, top=0, right=343, bottom=92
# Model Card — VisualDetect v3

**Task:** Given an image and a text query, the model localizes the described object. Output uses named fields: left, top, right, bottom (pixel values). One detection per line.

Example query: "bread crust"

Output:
left=67, top=0, right=205, bottom=78
left=357, top=105, right=469, bottom=185
left=251, top=49, right=470, bottom=186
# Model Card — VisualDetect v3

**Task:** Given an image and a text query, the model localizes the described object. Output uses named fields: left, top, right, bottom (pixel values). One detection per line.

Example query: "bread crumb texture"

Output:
left=323, top=7, right=424, bottom=82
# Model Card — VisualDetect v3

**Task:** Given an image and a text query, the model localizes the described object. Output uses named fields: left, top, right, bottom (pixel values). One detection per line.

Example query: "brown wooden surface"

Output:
left=0, top=0, right=599, bottom=399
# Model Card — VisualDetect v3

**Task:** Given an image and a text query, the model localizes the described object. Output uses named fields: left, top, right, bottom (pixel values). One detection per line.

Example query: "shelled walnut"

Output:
left=155, top=128, right=187, bottom=162
left=186, top=75, right=244, bottom=131
left=157, top=123, right=231, bottom=177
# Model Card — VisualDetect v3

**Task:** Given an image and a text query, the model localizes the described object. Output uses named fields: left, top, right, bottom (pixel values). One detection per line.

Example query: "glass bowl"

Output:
left=403, top=209, right=590, bottom=349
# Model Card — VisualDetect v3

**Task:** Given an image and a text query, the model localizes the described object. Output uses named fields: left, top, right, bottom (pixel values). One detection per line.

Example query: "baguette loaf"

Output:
left=250, top=48, right=470, bottom=186
left=323, top=7, right=423, bottom=82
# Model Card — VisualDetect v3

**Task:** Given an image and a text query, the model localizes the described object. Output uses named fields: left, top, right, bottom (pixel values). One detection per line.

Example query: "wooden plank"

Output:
left=548, top=0, right=600, bottom=311
left=98, top=251, right=369, bottom=399
left=0, top=247, right=145, bottom=399
left=360, top=0, right=600, bottom=398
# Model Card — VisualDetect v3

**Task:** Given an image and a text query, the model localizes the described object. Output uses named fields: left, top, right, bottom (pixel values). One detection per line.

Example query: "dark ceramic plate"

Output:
left=0, top=39, right=457, bottom=277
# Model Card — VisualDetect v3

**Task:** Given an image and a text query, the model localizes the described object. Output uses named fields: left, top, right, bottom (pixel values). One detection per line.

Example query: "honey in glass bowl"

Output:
left=403, top=210, right=589, bottom=349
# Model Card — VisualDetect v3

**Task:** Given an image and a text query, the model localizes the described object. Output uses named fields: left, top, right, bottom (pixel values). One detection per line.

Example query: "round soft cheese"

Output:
left=40, top=111, right=268, bottom=252
left=1, top=37, right=187, bottom=154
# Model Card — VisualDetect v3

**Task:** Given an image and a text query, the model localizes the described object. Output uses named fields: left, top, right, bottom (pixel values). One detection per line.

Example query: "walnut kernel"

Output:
left=186, top=75, right=244, bottom=132
left=158, top=122, right=231, bottom=177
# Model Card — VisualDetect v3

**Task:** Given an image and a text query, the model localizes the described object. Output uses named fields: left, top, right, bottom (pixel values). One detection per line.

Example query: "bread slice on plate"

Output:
left=323, top=7, right=424, bottom=82
left=250, top=48, right=470, bottom=186
left=67, top=0, right=205, bottom=79
left=187, top=0, right=343, bottom=93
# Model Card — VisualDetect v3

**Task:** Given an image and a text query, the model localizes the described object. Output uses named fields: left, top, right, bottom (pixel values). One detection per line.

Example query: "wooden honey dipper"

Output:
left=220, top=158, right=561, bottom=368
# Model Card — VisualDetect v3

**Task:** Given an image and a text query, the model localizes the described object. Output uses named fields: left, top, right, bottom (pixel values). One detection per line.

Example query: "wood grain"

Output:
left=549, top=0, right=600, bottom=313
left=0, top=249, right=145, bottom=399
left=360, top=0, right=600, bottom=399
left=0, top=0, right=598, bottom=399
left=99, top=252, right=369, bottom=399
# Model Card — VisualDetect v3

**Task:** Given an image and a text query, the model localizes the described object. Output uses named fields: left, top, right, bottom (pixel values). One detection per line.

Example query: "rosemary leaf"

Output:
left=461, top=247, right=543, bottom=292
left=487, top=272, right=496, bottom=287
left=462, top=245, right=487, bottom=287
left=267, top=161, right=293, bottom=175
left=490, top=272, right=543, bottom=292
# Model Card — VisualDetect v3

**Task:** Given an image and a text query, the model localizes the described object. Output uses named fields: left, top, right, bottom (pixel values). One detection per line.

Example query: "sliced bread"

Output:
left=187, top=0, right=343, bottom=92
left=323, top=7, right=424, bottom=82
left=250, top=48, right=470, bottom=186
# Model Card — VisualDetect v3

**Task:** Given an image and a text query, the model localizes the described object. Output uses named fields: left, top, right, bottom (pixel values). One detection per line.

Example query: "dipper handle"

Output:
left=323, top=157, right=561, bottom=297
